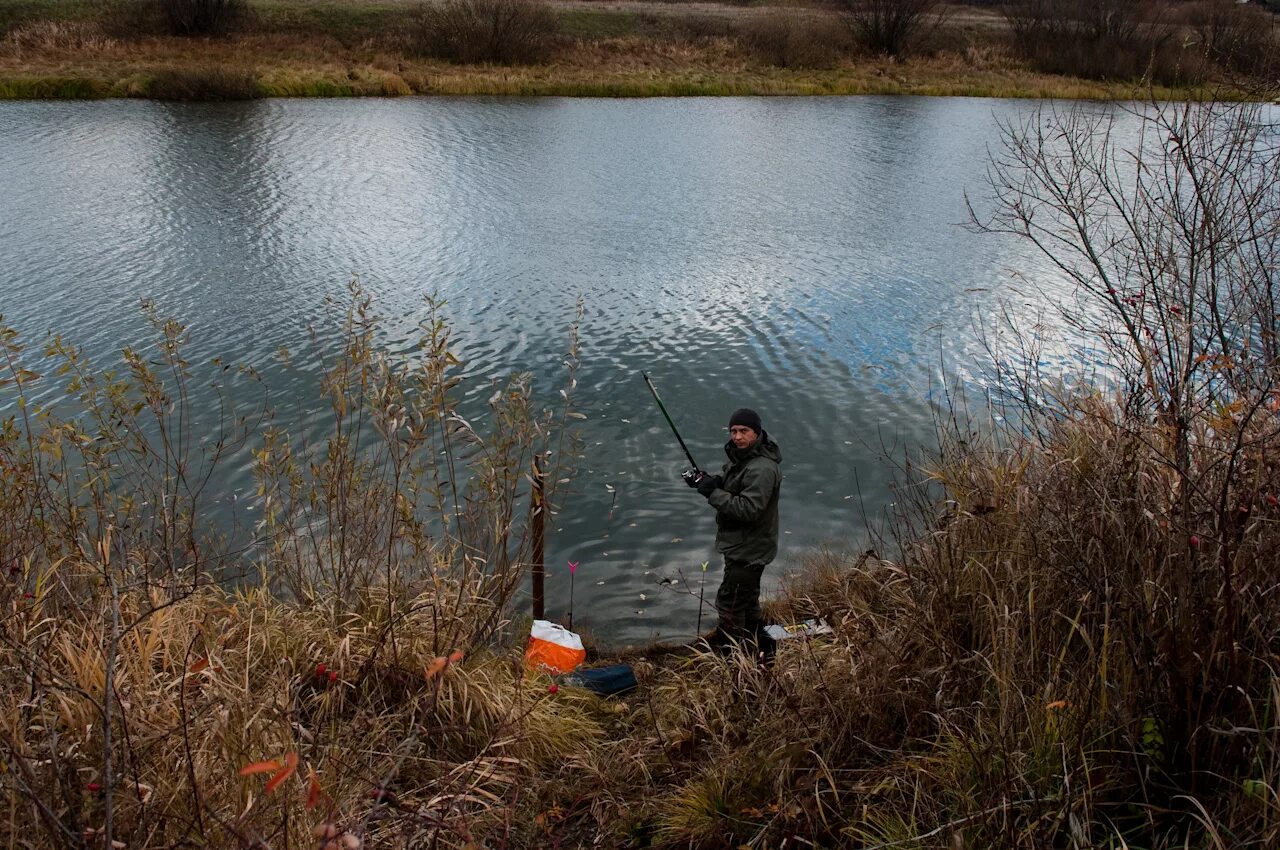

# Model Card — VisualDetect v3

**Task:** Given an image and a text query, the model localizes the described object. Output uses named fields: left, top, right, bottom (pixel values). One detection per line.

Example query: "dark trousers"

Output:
left=715, top=557, right=765, bottom=638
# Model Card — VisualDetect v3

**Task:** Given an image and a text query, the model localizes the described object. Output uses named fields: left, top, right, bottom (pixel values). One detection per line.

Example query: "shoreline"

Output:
left=0, top=62, right=1233, bottom=102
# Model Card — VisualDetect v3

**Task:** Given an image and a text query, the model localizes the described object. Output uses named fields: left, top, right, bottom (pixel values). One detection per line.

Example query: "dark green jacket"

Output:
left=707, top=431, right=782, bottom=565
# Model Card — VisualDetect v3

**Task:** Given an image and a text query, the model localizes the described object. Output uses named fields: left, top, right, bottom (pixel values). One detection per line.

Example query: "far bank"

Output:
left=0, top=0, right=1274, bottom=101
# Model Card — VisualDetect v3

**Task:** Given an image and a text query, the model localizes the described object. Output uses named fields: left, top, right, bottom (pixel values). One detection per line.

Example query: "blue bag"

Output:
left=563, top=664, right=637, bottom=697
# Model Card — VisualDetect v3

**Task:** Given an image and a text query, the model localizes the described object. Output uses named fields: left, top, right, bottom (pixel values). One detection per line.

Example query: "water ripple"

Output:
left=0, top=96, right=1124, bottom=643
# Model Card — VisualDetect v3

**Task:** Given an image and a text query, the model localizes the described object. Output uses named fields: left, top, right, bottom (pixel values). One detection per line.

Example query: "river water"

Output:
left=0, top=96, right=1084, bottom=643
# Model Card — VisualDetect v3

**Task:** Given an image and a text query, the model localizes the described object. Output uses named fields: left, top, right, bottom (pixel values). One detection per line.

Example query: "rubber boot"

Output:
left=754, top=623, right=777, bottom=667
left=696, top=625, right=733, bottom=656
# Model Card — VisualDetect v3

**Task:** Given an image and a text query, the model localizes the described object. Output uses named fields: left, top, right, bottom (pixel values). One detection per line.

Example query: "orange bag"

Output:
left=524, top=620, right=585, bottom=675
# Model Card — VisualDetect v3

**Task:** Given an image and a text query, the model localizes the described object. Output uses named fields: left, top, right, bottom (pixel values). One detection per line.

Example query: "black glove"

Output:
left=696, top=474, right=722, bottom=498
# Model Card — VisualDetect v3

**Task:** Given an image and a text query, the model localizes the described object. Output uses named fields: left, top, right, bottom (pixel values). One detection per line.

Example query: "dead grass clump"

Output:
left=1, top=577, right=609, bottom=848
left=1, top=20, right=117, bottom=57
left=146, top=66, right=259, bottom=99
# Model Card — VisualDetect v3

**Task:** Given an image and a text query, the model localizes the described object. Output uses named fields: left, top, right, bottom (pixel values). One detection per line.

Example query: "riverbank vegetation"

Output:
left=3, top=96, right=1280, bottom=847
left=0, top=0, right=1276, bottom=100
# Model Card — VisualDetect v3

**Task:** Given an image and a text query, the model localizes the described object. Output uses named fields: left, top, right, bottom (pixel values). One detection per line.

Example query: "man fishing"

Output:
left=683, top=408, right=782, bottom=661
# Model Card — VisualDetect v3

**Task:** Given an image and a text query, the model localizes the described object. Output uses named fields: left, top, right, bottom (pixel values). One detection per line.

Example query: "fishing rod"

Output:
left=642, top=372, right=700, bottom=473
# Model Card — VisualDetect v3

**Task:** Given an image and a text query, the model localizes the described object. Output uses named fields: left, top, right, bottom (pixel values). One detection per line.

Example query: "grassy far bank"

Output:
left=0, top=0, right=1275, bottom=100
left=3, top=98, right=1280, bottom=848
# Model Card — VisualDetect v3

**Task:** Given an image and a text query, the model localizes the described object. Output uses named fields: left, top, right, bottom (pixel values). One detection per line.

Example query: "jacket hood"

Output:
left=724, top=429, right=782, bottom=465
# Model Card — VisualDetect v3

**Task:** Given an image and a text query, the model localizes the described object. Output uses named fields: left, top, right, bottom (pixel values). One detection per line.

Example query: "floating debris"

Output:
left=639, top=593, right=647, bottom=601
left=670, top=537, right=682, bottom=543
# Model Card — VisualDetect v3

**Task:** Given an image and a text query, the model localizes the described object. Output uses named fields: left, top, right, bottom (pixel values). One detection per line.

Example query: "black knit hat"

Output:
left=728, top=408, right=763, bottom=434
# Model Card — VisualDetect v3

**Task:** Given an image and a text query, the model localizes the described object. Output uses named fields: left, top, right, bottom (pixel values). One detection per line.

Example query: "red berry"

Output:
left=315, top=663, right=326, bottom=677
left=21, top=592, right=33, bottom=599
left=1190, top=535, right=1200, bottom=547
left=86, top=782, right=102, bottom=792
left=327, top=670, right=338, bottom=684
left=547, top=684, right=559, bottom=695
left=1267, top=495, right=1278, bottom=507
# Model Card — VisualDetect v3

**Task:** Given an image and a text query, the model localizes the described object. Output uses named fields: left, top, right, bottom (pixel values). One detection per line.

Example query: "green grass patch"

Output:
left=0, top=0, right=94, bottom=32
left=554, top=9, right=645, bottom=40
left=250, top=0, right=412, bottom=44
left=0, top=75, right=110, bottom=98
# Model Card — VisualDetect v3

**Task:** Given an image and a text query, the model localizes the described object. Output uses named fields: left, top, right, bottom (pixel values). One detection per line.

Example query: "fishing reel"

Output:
left=681, top=468, right=704, bottom=487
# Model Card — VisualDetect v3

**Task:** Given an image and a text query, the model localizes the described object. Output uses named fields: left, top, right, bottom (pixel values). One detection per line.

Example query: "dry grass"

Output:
left=0, top=20, right=117, bottom=57
left=5, top=289, right=1277, bottom=846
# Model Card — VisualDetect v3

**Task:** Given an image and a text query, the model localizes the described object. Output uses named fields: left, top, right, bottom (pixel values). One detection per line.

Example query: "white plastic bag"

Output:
left=524, top=620, right=586, bottom=674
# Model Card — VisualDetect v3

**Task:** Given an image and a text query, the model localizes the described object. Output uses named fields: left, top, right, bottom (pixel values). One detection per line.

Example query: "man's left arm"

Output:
left=704, top=463, right=777, bottom=523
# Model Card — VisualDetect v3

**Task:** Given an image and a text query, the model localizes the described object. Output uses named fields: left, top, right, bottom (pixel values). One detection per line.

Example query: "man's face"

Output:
left=729, top=425, right=759, bottom=450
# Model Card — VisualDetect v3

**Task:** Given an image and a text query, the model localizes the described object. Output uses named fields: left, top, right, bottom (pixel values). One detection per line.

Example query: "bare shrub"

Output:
left=1002, top=0, right=1206, bottom=83
left=969, top=97, right=1280, bottom=789
left=834, top=0, right=945, bottom=57
left=738, top=10, right=850, bottom=69
left=1184, top=0, right=1279, bottom=76
left=414, top=0, right=558, bottom=65
left=160, top=0, right=245, bottom=37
